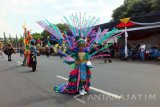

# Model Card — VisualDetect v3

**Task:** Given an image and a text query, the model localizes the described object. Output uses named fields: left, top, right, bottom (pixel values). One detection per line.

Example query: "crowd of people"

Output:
left=85, top=42, right=160, bottom=62
left=110, top=42, right=160, bottom=61
left=1, top=41, right=160, bottom=63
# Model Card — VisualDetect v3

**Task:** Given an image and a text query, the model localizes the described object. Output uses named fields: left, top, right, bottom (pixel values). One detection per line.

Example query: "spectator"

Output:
left=139, top=42, right=146, bottom=61
left=113, top=43, right=119, bottom=58
left=20, top=47, right=24, bottom=57
left=131, top=43, right=137, bottom=60
left=4, top=43, right=14, bottom=61
left=45, top=45, right=50, bottom=57
left=103, top=44, right=112, bottom=63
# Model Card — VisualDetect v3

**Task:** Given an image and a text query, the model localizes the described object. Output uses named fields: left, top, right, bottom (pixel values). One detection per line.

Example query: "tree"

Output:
left=12, top=38, right=17, bottom=47
left=3, top=32, right=8, bottom=47
left=15, top=34, right=18, bottom=48
left=32, top=33, right=43, bottom=40
left=8, top=34, right=13, bottom=44
left=151, top=0, right=160, bottom=12
left=40, top=23, right=69, bottom=39
left=112, top=0, right=158, bottom=21
left=56, top=23, right=69, bottom=33
left=41, top=30, right=50, bottom=38
left=112, top=5, right=127, bottom=21
left=18, top=36, right=23, bottom=43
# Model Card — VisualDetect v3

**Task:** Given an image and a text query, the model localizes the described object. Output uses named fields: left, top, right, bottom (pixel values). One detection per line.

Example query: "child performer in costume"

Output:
left=37, top=13, right=124, bottom=95
left=54, top=38, right=92, bottom=95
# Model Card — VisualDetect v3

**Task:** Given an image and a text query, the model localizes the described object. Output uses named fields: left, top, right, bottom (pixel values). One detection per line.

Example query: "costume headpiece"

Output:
left=77, top=38, right=86, bottom=47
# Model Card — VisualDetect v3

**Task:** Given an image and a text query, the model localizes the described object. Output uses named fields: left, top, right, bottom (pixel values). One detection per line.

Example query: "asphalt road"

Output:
left=0, top=54, right=160, bottom=107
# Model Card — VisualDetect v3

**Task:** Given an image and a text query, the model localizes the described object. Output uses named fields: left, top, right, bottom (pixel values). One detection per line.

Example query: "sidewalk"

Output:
left=92, top=57, right=160, bottom=65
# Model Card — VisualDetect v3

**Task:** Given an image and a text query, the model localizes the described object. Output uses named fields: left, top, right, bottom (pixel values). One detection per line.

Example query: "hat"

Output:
left=77, top=38, right=86, bottom=47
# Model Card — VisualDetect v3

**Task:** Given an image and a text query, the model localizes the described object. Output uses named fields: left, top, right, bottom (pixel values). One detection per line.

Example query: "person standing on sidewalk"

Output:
left=140, top=42, right=146, bottom=61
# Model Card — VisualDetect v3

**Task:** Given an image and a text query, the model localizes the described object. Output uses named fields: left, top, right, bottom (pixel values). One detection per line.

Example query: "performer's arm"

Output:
left=86, top=52, right=93, bottom=68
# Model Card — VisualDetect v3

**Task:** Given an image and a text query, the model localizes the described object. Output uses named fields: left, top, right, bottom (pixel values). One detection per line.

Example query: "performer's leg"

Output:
left=8, top=55, right=9, bottom=61
left=79, top=80, right=87, bottom=95
left=108, top=56, right=112, bottom=63
left=8, top=55, right=11, bottom=61
left=79, top=81, right=84, bottom=90
left=10, top=55, right=12, bottom=61
left=23, top=56, right=27, bottom=66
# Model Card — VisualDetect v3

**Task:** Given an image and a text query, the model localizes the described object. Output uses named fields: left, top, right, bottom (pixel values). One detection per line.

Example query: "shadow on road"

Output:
left=18, top=70, right=34, bottom=73
left=7, top=94, right=75, bottom=107
left=2, top=65, right=23, bottom=72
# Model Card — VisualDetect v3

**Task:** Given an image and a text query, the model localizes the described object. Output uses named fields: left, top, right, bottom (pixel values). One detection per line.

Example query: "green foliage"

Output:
left=40, top=23, right=69, bottom=38
left=41, top=30, right=50, bottom=38
left=3, top=32, right=8, bottom=47
left=56, top=23, right=69, bottom=33
left=112, top=0, right=159, bottom=21
left=18, top=37, right=23, bottom=43
left=32, top=33, right=43, bottom=40
left=12, top=38, right=17, bottom=47
left=112, top=5, right=127, bottom=21
left=8, top=34, right=13, bottom=44
left=151, top=0, right=160, bottom=12
left=16, top=35, right=18, bottom=42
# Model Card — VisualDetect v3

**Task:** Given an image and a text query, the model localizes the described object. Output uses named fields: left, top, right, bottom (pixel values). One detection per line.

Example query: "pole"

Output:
left=125, top=27, right=128, bottom=58
left=16, top=34, right=18, bottom=53
left=3, top=32, right=6, bottom=48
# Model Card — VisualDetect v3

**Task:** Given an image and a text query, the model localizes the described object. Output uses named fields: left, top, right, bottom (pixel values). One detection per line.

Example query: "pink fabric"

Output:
left=77, top=69, right=80, bottom=91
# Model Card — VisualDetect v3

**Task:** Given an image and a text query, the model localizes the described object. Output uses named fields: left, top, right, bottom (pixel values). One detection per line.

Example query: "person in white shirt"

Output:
left=139, top=42, right=146, bottom=61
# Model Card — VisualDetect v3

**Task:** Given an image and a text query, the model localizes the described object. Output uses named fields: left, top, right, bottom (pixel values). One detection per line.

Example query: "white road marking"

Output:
left=17, top=61, right=23, bottom=64
left=56, top=75, right=68, bottom=81
left=56, top=75, right=122, bottom=104
left=16, top=61, right=23, bottom=66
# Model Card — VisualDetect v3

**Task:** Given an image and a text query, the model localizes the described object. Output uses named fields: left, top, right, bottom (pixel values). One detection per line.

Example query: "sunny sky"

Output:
left=0, top=0, right=124, bottom=38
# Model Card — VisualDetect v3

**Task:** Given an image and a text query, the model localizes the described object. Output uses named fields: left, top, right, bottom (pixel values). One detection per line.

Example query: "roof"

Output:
left=95, top=12, right=160, bottom=30
left=94, top=12, right=160, bottom=38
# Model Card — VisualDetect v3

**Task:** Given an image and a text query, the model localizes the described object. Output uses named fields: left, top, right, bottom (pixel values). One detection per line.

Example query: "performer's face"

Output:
left=79, top=45, right=85, bottom=52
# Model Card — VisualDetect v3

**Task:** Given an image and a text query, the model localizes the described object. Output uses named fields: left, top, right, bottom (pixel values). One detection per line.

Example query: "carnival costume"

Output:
left=22, top=25, right=36, bottom=67
left=55, top=38, right=92, bottom=95
left=38, top=13, right=124, bottom=95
